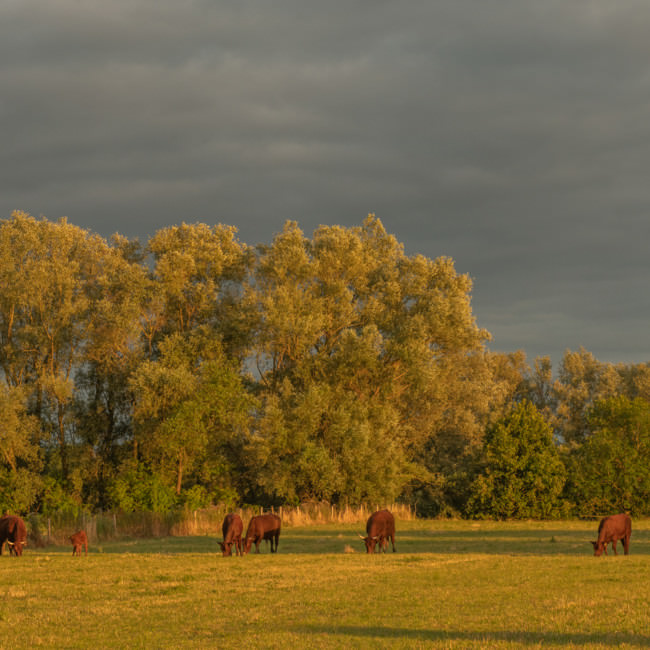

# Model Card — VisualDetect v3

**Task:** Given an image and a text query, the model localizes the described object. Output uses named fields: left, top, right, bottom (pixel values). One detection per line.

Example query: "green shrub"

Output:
left=467, top=400, right=566, bottom=519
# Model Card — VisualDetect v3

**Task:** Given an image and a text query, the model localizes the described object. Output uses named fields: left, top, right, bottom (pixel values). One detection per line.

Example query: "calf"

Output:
left=0, top=515, right=27, bottom=556
left=218, top=513, right=243, bottom=557
left=242, top=514, right=281, bottom=555
left=70, top=530, right=88, bottom=556
left=359, top=509, right=396, bottom=554
left=591, top=513, right=631, bottom=556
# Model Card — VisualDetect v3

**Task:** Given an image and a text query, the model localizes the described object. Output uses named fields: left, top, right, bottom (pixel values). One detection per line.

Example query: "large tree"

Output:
left=566, top=396, right=650, bottom=516
left=129, top=329, right=254, bottom=501
left=553, top=348, right=622, bottom=445
left=249, top=215, right=492, bottom=506
left=0, top=212, right=139, bottom=483
left=72, top=234, right=150, bottom=508
left=145, top=222, right=254, bottom=359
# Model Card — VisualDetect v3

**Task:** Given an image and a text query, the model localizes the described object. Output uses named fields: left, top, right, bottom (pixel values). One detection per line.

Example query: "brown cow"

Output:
left=218, top=513, right=243, bottom=557
left=591, top=513, right=632, bottom=556
left=359, top=509, right=396, bottom=554
left=242, top=514, right=281, bottom=555
left=70, top=530, right=88, bottom=556
left=0, top=515, right=27, bottom=556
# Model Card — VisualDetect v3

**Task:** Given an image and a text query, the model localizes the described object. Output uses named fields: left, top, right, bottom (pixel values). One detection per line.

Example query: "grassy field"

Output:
left=2, top=519, right=650, bottom=648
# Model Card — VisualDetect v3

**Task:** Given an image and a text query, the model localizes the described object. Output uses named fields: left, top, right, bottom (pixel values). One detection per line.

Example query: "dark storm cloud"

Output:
left=2, top=0, right=650, bottom=366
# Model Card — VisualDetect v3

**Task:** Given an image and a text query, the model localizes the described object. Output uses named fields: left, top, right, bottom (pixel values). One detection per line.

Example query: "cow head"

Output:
left=219, top=541, right=233, bottom=557
left=241, top=537, right=253, bottom=556
left=591, top=541, right=605, bottom=557
left=7, top=540, right=26, bottom=557
left=358, top=534, right=379, bottom=554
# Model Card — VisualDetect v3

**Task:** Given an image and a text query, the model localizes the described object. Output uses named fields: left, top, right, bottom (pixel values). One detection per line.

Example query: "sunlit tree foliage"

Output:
left=2, top=210, right=650, bottom=517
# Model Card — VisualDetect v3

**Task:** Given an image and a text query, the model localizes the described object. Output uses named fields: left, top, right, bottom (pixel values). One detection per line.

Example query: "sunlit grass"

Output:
left=2, top=519, right=650, bottom=648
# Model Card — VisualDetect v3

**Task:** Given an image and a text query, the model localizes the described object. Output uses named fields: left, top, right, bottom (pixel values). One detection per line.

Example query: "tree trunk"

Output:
left=176, top=450, right=183, bottom=495
left=58, top=404, right=68, bottom=482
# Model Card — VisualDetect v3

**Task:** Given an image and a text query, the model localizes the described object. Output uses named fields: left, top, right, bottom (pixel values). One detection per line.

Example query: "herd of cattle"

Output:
left=0, top=510, right=633, bottom=558
left=218, top=508, right=397, bottom=556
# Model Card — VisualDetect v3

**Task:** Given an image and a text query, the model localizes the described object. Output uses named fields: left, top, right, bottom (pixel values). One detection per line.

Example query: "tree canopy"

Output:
left=1, top=210, right=650, bottom=518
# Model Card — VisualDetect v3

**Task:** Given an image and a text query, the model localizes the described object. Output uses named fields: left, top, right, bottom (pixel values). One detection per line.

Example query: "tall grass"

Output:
left=28, top=503, right=414, bottom=546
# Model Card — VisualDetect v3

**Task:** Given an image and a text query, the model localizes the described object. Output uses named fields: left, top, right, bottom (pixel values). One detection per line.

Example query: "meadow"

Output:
left=2, top=519, right=650, bottom=649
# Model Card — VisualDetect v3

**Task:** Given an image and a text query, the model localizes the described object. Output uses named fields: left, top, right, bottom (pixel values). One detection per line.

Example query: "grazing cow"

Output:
left=70, top=530, right=88, bottom=556
left=359, top=509, right=396, bottom=554
left=242, top=514, right=281, bottom=555
left=218, top=513, right=243, bottom=557
left=0, top=515, right=27, bottom=557
left=591, top=513, right=632, bottom=557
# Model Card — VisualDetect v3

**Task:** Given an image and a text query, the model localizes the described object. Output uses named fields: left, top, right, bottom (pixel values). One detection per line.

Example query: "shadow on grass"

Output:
left=42, top=536, right=221, bottom=555
left=403, top=528, right=650, bottom=557
left=295, top=624, right=650, bottom=646
left=281, top=525, right=650, bottom=556
left=39, top=525, right=650, bottom=557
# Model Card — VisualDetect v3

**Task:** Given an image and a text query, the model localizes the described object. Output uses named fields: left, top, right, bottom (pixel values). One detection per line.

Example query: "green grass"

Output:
left=2, top=519, right=650, bottom=648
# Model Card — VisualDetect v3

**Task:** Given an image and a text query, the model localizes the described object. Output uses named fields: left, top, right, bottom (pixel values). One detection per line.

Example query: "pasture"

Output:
left=2, top=519, right=650, bottom=648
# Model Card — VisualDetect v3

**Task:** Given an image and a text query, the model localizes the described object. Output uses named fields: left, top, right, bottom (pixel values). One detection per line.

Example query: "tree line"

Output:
left=1, top=211, right=650, bottom=519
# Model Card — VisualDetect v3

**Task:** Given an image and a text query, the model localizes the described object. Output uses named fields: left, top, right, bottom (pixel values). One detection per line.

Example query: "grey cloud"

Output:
left=2, top=0, right=650, bottom=366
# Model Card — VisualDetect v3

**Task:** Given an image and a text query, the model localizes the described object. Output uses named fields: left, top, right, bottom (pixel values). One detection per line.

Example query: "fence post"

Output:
left=113, top=513, right=117, bottom=536
left=47, top=518, right=51, bottom=542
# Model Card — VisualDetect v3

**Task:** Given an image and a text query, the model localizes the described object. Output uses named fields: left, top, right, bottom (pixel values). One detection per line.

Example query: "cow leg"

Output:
left=623, top=536, right=630, bottom=555
left=612, top=540, right=618, bottom=555
left=391, top=534, right=396, bottom=553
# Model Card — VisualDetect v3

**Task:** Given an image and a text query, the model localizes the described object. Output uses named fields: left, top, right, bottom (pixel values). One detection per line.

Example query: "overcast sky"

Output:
left=3, top=1, right=650, bottom=367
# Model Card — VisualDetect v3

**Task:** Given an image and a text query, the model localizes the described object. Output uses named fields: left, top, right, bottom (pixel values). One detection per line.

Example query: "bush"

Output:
left=108, top=463, right=178, bottom=514
left=0, top=469, right=43, bottom=514
left=467, top=400, right=566, bottom=519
